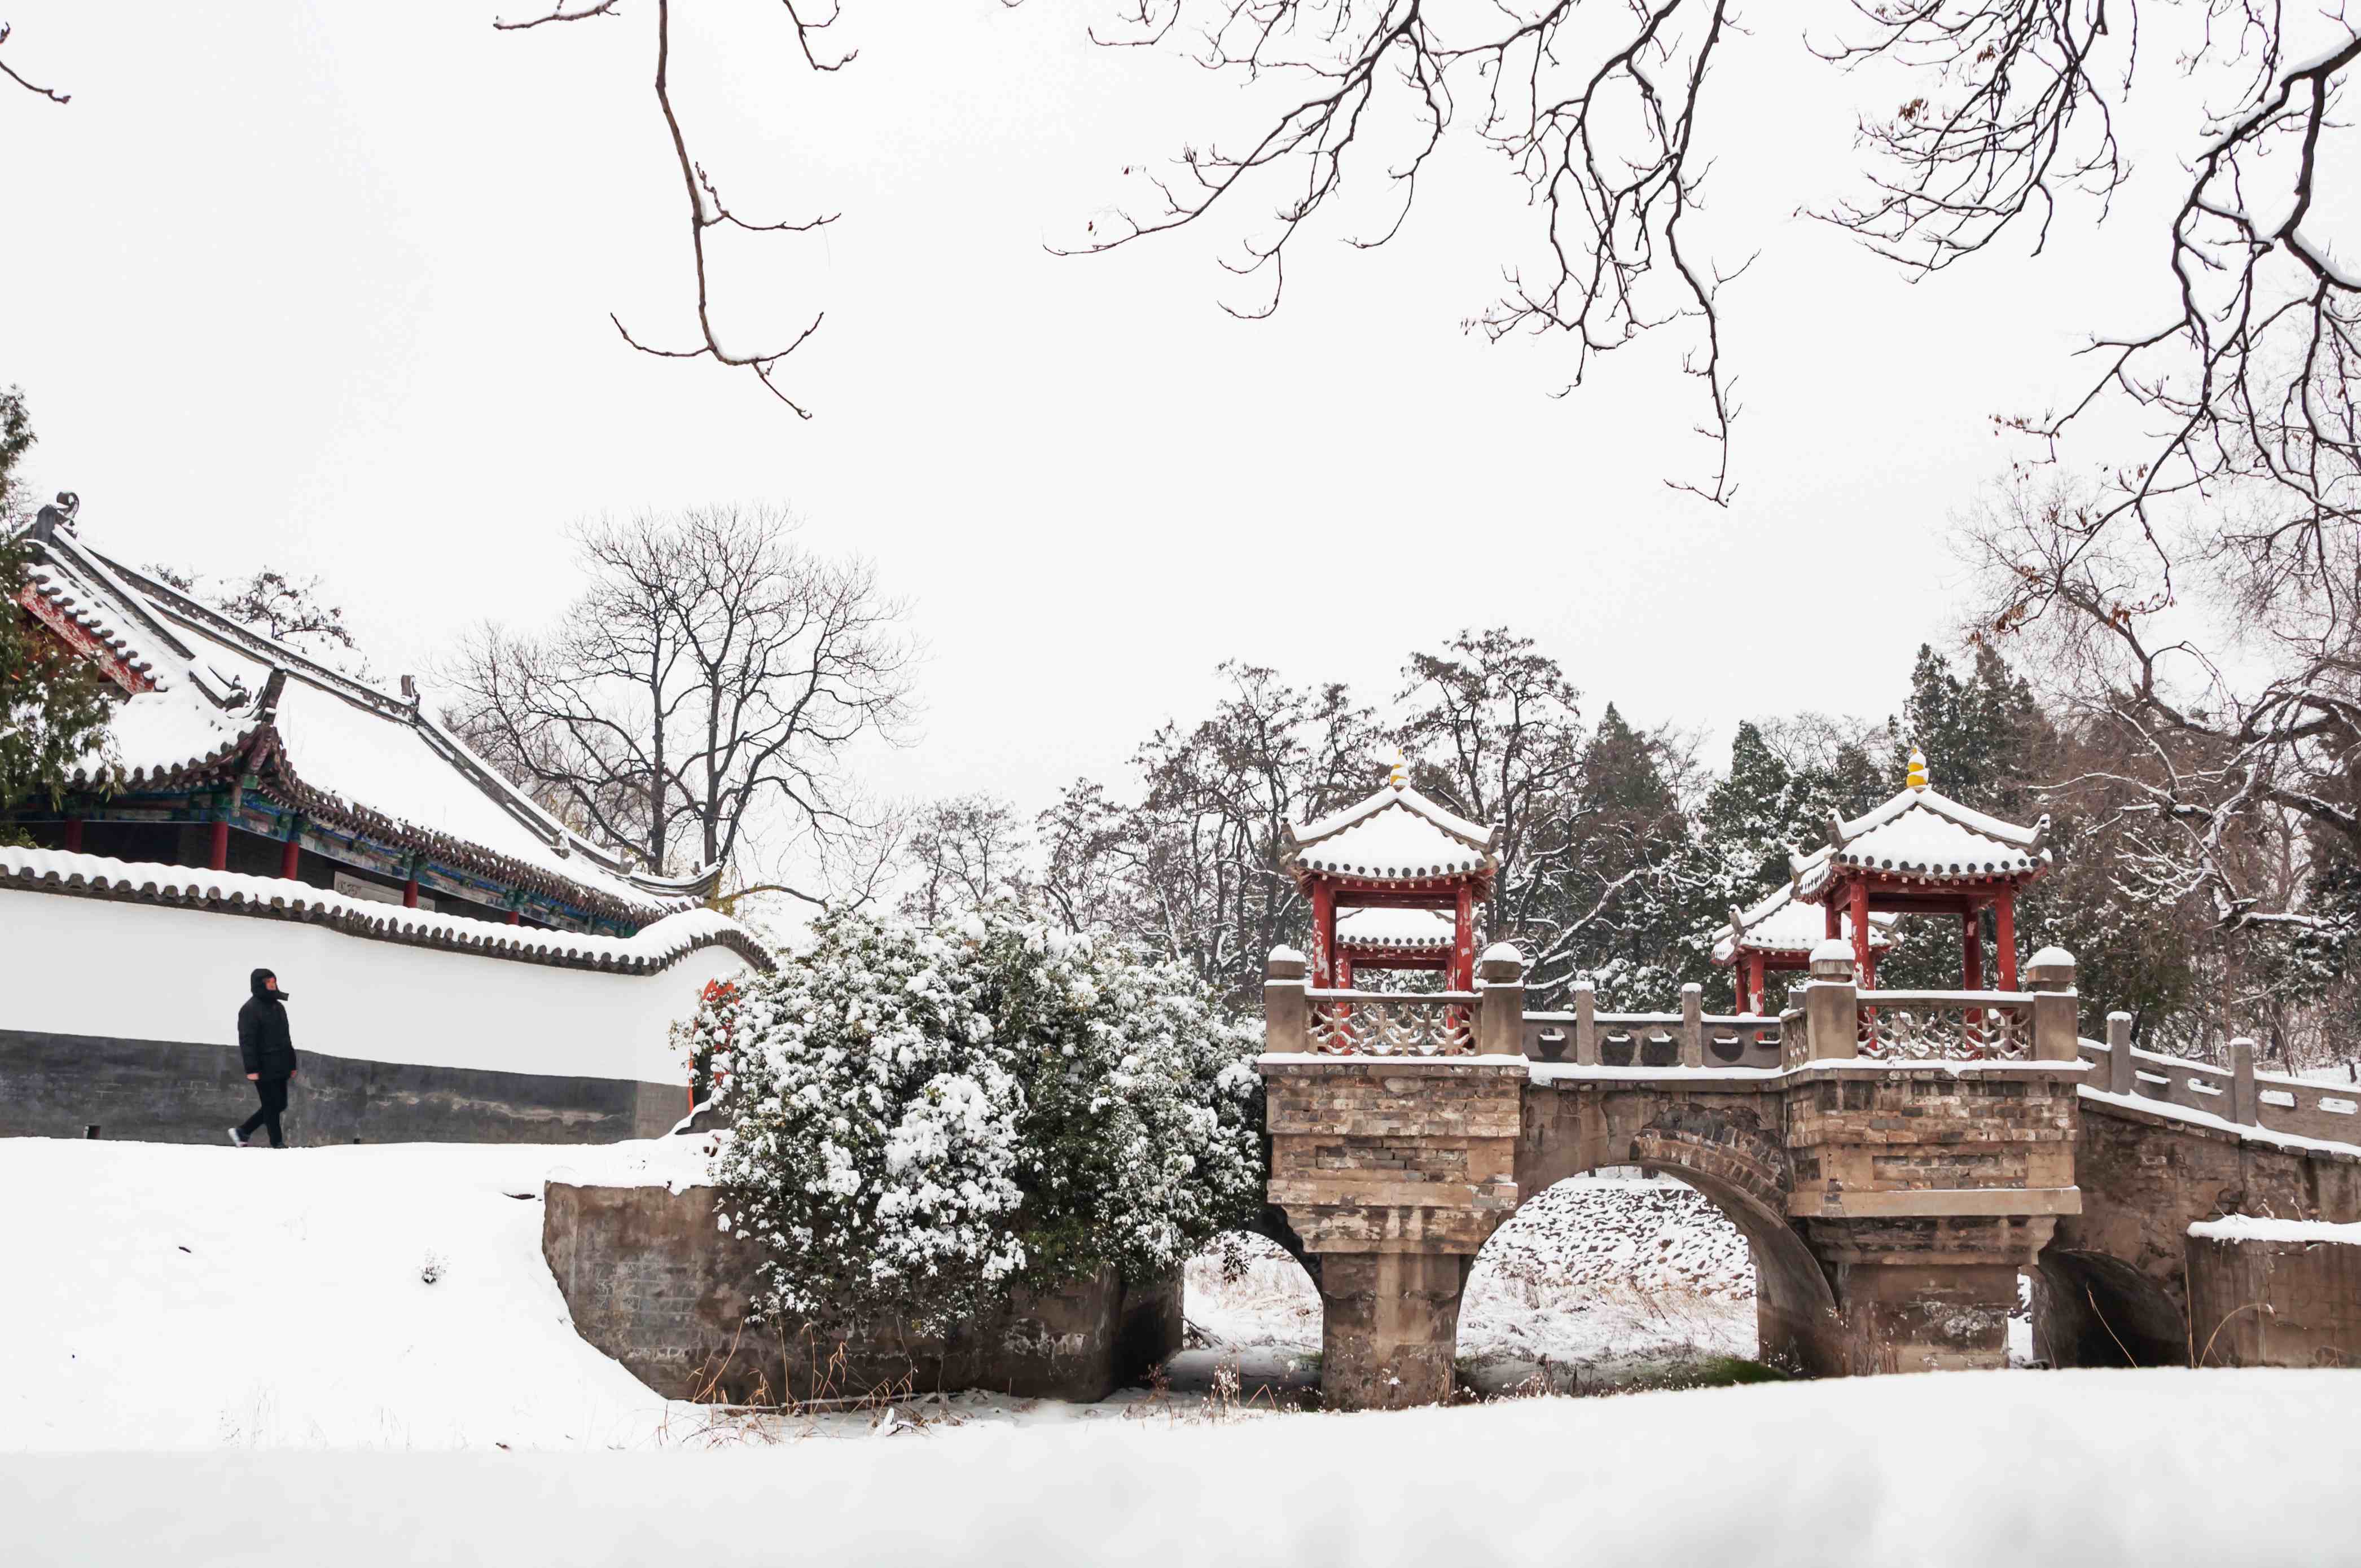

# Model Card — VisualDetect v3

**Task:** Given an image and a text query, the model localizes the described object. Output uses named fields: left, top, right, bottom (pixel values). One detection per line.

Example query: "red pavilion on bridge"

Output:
left=1791, top=748, right=2051, bottom=990
left=1284, top=762, right=1501, bottom=991
left=1713, top=882, right=1896, bottom=1014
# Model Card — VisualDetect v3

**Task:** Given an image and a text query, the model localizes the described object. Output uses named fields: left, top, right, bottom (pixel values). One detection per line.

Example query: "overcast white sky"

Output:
left=1, top=1, right=2176, bottom=825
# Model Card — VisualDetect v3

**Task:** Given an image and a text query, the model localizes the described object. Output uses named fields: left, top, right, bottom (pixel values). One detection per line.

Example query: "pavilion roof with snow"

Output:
left=1284, top=763, right=1499, bottom=988
left=8, top=500, right=712, bottom=934
left=1711, top=879, right=1895, bottom=1013
left=1789, top=747, right=2051, bottom=989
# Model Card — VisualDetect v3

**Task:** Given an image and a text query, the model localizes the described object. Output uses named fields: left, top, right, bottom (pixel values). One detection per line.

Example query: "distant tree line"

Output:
left=898, top=625, right=2361, bottom=1074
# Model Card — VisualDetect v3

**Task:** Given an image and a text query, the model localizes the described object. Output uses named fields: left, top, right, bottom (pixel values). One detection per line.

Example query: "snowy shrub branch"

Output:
left=696, top=899, right=1265, bottom=1333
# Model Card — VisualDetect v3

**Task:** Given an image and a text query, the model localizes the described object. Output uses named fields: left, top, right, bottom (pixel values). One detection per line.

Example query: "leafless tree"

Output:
left=898, top=793, right=1033, bottom=921
left=492, top=0, right=847, bottom=414
left=1965, top=472, right=2361, bottom=947
left=0, top=21, right=68, bottom=103
left=146, top=566, right=372, bottom=678
left=444, top=504, right=914, bottom=903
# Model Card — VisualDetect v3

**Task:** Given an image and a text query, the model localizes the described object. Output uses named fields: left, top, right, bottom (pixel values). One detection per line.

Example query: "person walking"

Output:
left=229, top=968, right=300, bottom=1149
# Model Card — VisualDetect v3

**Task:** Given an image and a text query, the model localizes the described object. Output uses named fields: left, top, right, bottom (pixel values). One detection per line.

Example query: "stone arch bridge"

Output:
left=1259, top=946, right=2361, bottom=1409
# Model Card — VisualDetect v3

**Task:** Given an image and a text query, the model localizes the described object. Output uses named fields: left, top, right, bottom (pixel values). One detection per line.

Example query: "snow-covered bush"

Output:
left=697, top=900, right=1264, bottom=1333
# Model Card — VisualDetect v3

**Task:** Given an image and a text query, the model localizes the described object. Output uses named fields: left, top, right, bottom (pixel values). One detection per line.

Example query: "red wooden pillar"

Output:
left=402, top=877, right=420, bottom=911
left=1734, top=953, right=1748, bottom=1014
left=63, top=819, right=82, bottom=854
left=507, top=910, right=521, bottom=926
left=1995, top=894, right=2018, bottom=991
left=208, top=820, right=229, bottom=872
left=1962, top=906, right=1985, bottom=991
left=1451, top=882, right=1476, bottom=991
left=1824, top=899, right=1841, bottom=941
left=280, top=833, right=300, bottom=881
left=1849, top=879, right=1873, bottom=987
left=1310, top=880, right=1336, bottom=987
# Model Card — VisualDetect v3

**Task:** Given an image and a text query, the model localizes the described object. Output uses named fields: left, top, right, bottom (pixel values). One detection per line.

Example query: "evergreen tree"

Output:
left=1565, top=704, right=1702, bottom=1005
left=0, top=389, right=116, bottom=818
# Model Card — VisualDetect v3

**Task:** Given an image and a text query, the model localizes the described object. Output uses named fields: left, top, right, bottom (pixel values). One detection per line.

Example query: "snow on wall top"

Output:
left=23, top=524, right=710, bottom=918
left=1288, top=779, right=1498, bottom=882
left=1794, top=784, right=2050, bottom=898
left=1711, top=880, right=1895, bottom=963
left=1337, top=906, right=1456, bottom=948
left=2187, top=1214, right=2361, bottom=1246
left=0, top=845, right=774, bottom=975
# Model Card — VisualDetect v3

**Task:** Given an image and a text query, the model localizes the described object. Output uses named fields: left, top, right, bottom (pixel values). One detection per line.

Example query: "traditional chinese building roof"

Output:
left=1285, top=765, right=1500, bottom=886
left=1711, top=879, right=1895, bottom=965
left=1791, top=749, right=2050, bottom=901
left=14, top=511, right=714, bottom=926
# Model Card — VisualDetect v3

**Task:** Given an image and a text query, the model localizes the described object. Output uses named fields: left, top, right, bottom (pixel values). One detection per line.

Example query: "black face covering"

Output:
left=249, top=969, right=289, bottom=1002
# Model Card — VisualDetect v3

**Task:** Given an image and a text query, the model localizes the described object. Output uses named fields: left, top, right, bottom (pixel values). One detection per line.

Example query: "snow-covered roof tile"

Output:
left=1794, top=785, right=2050, bottom=897
left=16, top=522, right=716, bottom=922
left=0, top=845, right=773, bottom=974
left=1289, top=779, right=1497, bottom=883
left=1711, top=881, right=1894, bottom=964
left=1337, top=906, right=1456, bottom=950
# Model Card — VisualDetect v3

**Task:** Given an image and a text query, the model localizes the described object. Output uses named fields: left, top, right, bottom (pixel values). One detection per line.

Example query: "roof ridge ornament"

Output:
left=1906, top=744, right=1930, bottom=791
left=1387, top=748, right=1408, bottom=791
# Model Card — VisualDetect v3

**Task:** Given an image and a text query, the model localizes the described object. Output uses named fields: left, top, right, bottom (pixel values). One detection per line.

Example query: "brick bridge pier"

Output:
left=1262, top=942, right=2095, bottom=1408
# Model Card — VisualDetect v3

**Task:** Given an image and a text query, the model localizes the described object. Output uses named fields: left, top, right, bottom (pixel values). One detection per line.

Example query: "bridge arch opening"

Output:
left=1176, top=1229, right=1323, bottom=1400
left=1459, top=1162, right=1841, bottom=1387
left=2032, top=1249, right=2187, bottom=1368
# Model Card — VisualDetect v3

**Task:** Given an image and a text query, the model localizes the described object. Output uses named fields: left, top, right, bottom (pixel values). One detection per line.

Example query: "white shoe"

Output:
left=226, top=1128, right=248, bottom=1148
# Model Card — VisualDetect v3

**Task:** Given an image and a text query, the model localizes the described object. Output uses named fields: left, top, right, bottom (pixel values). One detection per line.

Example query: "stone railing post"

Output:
left=1476, top=943, right=1526, bottom=1058
left=2025, top=946, right=2079, bottom=1062
left=1264, top=946, right=1309, bottom=1053
left=1803, top=939, right=1858, bottom=1061
left=2106, top=1011, right=2134, bottom=1096
left=2230, top=1037, right=2258, bottom=1126
left=1680, top=983, right=1704, bottom=1067
left=1573, top=980, right=1598, bottom=1066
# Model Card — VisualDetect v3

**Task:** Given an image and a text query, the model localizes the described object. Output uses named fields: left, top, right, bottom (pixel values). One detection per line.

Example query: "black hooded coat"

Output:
left=237, top=970, right=299, bottom=1078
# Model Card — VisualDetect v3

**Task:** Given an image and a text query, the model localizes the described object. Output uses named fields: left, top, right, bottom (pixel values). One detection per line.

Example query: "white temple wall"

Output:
left=1, top=889, right=746, bottom=1090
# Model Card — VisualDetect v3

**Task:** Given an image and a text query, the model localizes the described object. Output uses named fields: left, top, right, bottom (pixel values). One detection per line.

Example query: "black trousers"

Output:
left=238, top=1075, right=291, bottom=1148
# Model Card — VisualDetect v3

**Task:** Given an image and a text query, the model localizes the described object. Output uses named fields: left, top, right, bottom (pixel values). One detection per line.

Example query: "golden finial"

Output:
left=1387, top=748, right=1408, bottom=790
left=1906, top=745, right=1929, bottom=791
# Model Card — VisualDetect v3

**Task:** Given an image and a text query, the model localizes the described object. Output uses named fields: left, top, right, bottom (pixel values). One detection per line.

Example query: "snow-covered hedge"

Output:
left=699, top=902, right=1264, bottom=1333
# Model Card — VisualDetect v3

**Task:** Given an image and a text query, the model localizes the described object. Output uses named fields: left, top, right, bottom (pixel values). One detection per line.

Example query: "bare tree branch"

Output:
left=497, top=0, right=847, bottom=413
left=0, top=21, right=69, bottom=104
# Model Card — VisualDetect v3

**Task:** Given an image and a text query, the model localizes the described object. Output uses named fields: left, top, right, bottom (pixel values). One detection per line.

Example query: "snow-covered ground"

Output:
left=10, top=1369, right=2359, bottom=1566
left=6, top=1136, right=2350, bottom=1565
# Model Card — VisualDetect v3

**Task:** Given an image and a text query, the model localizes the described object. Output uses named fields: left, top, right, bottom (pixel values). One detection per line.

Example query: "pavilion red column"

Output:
left=1824, top=900, right=1841, bottom=941
left=1995, top=895, right=2018, bottom=990
left=507, top=910, right=521, bottom=926
left=208, top=820, right=229, bottom=872
left=280, top=835, right=300, bottom=881
left=63, top=819, right=82, bottom=854
left=1451, top=883, right=1476, bottom=991
left=1849, top=880, right=1873, bottom=986
left=1963, top=907, right=1985, bottom=991
left=1734, top=955, right=1748, bottom=1014
left=403, top=877, right=420, bottom=910
left=1310, top=880, right=1336, bottom=987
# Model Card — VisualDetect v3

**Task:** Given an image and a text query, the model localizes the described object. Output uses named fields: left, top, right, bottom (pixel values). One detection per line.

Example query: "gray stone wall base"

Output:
left=2186, top=1233, right=2361, bottom=1368
left=541, top=1182, right=1183, bottom=1404
left=0, top=1028, right=683, bottom=1146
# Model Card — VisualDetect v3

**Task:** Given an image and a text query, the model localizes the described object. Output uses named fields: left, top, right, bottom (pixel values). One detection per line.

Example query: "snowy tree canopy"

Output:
left=700, top=899, right=1264, bottom=1333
